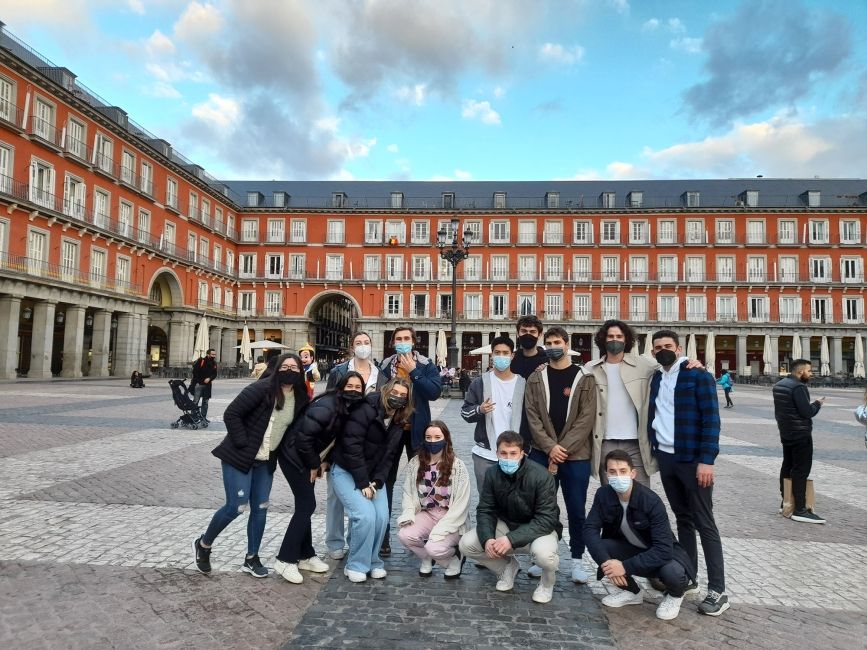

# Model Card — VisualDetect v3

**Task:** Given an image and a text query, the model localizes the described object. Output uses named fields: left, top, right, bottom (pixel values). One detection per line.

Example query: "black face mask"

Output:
left=605, top=340, right=626, bottom=355
left=517, top=334, right=538, bottom=350
left=278, top=370, right=301, bottom=385
left=343, top=390, right=364, bottom=403
left=387, top=395, right=408, bottom=410
left=654, top=349, right=677, bottom=367
left=545, top=347, right=565, bottom=361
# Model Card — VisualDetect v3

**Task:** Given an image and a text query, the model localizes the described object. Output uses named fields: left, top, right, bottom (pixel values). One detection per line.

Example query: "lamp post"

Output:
left=436, top=217, right=473, bottom=369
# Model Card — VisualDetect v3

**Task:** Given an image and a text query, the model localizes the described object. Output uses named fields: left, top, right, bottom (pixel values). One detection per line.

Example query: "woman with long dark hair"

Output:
left=192, top=353, right=308, bottom=578
left=273, top=371, right=367, bottom=584
left=330, top=377, right=413, bottom=582
left=397, top=420, right=470, bottom=578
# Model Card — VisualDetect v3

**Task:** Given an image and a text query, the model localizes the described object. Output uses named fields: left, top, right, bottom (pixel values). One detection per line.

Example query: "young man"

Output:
left=524, top=326, right=597, bottom=584
left=648, top=329, right=728, bottom=616
left=458, top=431, right=562, bottom=604
left=379, top=326, right=442, bottom=556
left=581, top=320, right=659, bottom=488
left=462, top=336, right=526, bottom=490
left=772, top=359, right=825, bottom=523
left=510, top=314, right=548, bottom=450
left=584, top=449, right=697, bottom=621
left=191, top=348, right=218, bottom=423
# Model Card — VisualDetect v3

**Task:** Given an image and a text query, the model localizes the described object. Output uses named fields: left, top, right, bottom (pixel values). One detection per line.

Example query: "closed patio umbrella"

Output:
left=192, top=315, right=209, bottom=361
left=686, top=334, right=697, bottom=361
left=436, top=330, right=448, bottom=367
left=791, top=334, right=802, bottom=361
left=643, top=331, right=655, bottom=360
left=820, top=336, right=831, bottom=376
left=240, top=324, right=252, bottom=369
left=854, top=333, right=865, bottom=379
left=762, top=334, right=773, bottom=375
left=705, top=332, right=716, bottom=375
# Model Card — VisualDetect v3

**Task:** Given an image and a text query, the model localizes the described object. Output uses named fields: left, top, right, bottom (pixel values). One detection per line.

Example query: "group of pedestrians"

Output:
left=188, top=317, right=735, bottom=622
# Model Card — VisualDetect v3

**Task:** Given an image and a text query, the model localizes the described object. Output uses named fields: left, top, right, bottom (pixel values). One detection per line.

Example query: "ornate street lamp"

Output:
left=436, top=217, right=473, bottom=368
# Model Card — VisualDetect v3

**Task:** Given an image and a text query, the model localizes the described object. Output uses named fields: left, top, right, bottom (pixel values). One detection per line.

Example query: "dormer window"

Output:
left=390, top=191, right=404, bottom=209
left=683, top=191, right=700, bottom=208
left=600, top=192, right=616, bottom=208
left=442, top=192, right=455, bottom=209
left=246, top=191, right=263, bottom=207
left=331, top=192, right=347, bottom=208
left=627, top=191, right=643, bottom=208
left=493, top=192, right=506, bottom=209
left=545, top=192, right=560, bottom=209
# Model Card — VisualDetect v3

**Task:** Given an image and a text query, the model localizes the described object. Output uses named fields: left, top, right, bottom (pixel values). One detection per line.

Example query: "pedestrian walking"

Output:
left=250, top=356, right=267, bottom=379
left=192, top=353, right=308, bottom=578
left=772, top=359, right=826, bottom=524
left=191, top=348, right=218, bottom=423
left=397, top=420, right=470, bottom=579
left=856, top=388, right=867, bottom=449
left=330, top=378, right=413, bottom=582
left=717, top=371, right=734, bottom=408
left=273, top=371, right=368, bottom=584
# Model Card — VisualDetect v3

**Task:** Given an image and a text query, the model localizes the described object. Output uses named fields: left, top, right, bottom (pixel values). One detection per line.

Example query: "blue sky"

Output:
left=4, top=0, right=867, bottom=181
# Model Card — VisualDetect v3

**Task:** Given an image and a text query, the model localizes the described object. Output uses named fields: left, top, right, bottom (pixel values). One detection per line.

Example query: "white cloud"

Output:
left=143, top=82, right=182, bottom=99
left=395, top=84, right=427, bottom=106
left=387, top=144, right=399, bottom=153
left=642, top=18, right=660, bottom=32
left=670, top=37, right=702, bottom=54
left=608, top=0, right=630, bottom=15
left=538, top=42, right=585, bottom=66
left=461, top=99, right=501, bottom=125
left=173, top=1, right=225, bottom=50
left=127, top=0, right=145, bottom=15
left=493, top=85, right=506, bottom=98
left=1, top=0, right=95, bottom=37
left=145, top=30, right=176, bottom=57
left=192, top=93, right=241, bottom=129
left=454, top=169, right=472, bottom=180
left=336, top=137, right=377, bottom=160
left=314, top=116, right=341, bottom=134
left=667, top=18, right=686, bottom=33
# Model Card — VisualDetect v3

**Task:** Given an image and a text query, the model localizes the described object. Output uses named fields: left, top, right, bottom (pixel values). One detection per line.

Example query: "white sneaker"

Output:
left=327, top=549, right=346, bottom=560
left=532, top=583, right=554, bottom=603
left=298, top=556, right=329, bottom=573
left=274, top=559, right=303, bottom=584
left=495, top=558, right=520, bottom=592
left=443, top=555, right=465, bottom=579
left=656, top=594, right=684, bottom=620
left=343, top=568, right=367, bottom=583
left=602, top=587, right=644, bottom=608
left=370, top=567, right=387, bottom=579
left=527, top=564, right=543, bottom=578
left=571, top=560, right=589, bottom=584
left=419, top=558, right=434, bottom=576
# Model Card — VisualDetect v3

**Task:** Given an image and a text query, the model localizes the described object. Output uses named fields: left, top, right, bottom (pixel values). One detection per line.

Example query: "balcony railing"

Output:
left=0, top=251, right=142, bottom=294
left=30, top=115, right=63, bottom=148
left=0, top=102, right=22, bottom=128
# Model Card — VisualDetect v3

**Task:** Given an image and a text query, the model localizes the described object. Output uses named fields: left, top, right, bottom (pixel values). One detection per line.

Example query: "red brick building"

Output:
left=1, top=26, right=865, bottom=379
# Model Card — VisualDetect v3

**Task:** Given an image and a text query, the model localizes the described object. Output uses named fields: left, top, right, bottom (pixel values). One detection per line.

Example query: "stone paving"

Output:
left=0, top=376, right=865, bottom=648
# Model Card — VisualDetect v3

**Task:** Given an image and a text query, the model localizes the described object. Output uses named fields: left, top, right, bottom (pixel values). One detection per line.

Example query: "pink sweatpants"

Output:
left=397, top=507, right=461, bottom=562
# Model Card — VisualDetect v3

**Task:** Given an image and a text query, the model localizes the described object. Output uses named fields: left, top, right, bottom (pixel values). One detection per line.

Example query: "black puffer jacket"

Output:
left=331, top=393, right=403, bottom=489
left=280, top=393, right=350, bottom=472
left=213, top=381, right=308, bottom=473
left=772, top=377, right=821, bottom=442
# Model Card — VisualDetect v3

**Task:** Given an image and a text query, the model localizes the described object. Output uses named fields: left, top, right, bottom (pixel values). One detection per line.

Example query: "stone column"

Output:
left=736, top=334, right=747, bottom=376
left=210, top=326, right=223, bottom=361
left=590, top=343, right=601, bottom=362
left=223, top=327, right=238, bottom=366
left=60, top=305, right=86, bottom=378
left=832, top=336, right=843, bottom=375
left=770, top=335, right=780, bottom=376
left=801, top=336, right=812, bottom=362
left=0, top=295, right=21, bottom=379
left=29, top=301, right=56, bottom=378
left=168, top=318, right=192, bottom=366
left=136, top=314, right=150, bottom=372
left=112, top=313, right=136, bottom=376
left=90, top=310, right=112, bottom=377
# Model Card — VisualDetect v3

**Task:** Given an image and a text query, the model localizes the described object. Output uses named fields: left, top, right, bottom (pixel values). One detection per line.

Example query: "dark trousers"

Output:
left=597, top=538, right=689, bottom=597
left=276, top=456, right=316, bottom=563
left=723, top=389, right=733, bottom=407
left=384, top=428, right=415, bottom=543
left=656, top=451, right=726, bottom=593
left=780, top=437, right=812, bottom=511
left=529, top=449, right=590, bottom=559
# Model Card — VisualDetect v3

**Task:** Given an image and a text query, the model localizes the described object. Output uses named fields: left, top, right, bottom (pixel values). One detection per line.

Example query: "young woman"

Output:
left=397, top=420, right=470, bottom=578
left=329, top=378, right=413, bottom=582
left=130, top=371, right=145, bottom=388
left=273, top=371, right=367, bottom=584
left=717, top=371, right=734, bottom=408
left=192, top=353, right=308, bottom=578
left=323, top=332, right=388, bottom=559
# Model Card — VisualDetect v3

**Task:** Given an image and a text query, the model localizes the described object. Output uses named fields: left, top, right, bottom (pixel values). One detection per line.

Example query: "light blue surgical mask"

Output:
left=499, top=458, right=521, bottom=475
left=491, top=356, right=512, bottom=372
left=394, top=342, right=413, bottom=355
left=608, top=475, right=632, bottom=494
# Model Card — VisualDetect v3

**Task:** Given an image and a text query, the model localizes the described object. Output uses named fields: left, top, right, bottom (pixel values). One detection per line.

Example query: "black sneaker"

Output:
left=379, top=541, right=391, bottom=558
left=791, top=509, right=826, bottom=524
left=242, top=555, right=269, bottom=578
left=193, top=536, right=211, bottom=574
left=698, top=590, right=730, bottom=616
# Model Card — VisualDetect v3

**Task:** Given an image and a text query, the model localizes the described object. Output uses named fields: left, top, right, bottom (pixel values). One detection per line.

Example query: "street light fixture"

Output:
left=436, top=217, right=473, bottom=368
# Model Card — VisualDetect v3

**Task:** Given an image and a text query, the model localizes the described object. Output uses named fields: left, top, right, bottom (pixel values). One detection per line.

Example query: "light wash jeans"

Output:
left=325, top=472, right=347, bottom=553
left=202, top=460, right=273, bottom=556
left=330, top=463, right=388, bottom=574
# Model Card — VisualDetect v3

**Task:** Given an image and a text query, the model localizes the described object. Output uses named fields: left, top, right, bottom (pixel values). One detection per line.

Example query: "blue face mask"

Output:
left=608, top=475, right=632, bottom=494
left=491, top=356, right=512, bottom=372
left=424, top=440, right=447, bottom=455
left=394, top=342, right=413, bottom=355
left=499, top=458, right=521, bottom=475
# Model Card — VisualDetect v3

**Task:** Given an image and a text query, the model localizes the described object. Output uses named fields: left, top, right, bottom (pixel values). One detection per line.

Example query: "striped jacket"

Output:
left=648, top=362, right=720, bottom=465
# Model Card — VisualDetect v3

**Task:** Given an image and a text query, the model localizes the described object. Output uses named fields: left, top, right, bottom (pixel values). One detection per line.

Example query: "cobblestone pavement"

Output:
left=0, top=377, right=865, bottom=648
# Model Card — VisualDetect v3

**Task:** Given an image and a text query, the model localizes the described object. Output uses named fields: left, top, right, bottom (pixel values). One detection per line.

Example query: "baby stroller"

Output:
left=168, top=379, right=208, bottom=429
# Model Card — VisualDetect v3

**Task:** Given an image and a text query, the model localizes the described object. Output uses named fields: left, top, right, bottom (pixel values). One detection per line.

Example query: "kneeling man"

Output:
left=584, top=449, right=697, bottom=620
left=459, top=431, right=562, bottom=604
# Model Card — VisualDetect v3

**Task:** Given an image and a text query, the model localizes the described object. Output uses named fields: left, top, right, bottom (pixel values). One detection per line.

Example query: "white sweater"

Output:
left=397, top=455, right=470, bottom=542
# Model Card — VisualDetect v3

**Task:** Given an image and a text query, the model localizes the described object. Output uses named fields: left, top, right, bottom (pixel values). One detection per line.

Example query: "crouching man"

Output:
left=459, top=431, right=562, bottom=604
left=583, top=449, right=697, bottom=620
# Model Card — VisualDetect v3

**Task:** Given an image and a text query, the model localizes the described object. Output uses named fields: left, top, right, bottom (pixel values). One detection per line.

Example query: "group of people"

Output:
left=188, top=316, right=733, bottom=622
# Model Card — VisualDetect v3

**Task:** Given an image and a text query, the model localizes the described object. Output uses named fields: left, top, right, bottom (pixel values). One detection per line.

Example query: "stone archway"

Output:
left=305, top=291, right=361, bottom=366
left=148, top=269, right=184, bottom=308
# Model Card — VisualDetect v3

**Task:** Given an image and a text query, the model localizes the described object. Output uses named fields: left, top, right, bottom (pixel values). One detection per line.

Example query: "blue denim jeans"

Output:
left=202, top=460, right=273, bottom=556
left=330, top=463, right=388, bottom=574
left=325, top=472, right=347, bottom=553
left=529, top=449, right=590, bottom=559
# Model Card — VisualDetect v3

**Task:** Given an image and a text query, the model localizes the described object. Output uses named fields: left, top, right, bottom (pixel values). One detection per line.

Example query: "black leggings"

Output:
left=276, top=456, right=316, bottom=563
left=384, top=428, right=415, bottom=542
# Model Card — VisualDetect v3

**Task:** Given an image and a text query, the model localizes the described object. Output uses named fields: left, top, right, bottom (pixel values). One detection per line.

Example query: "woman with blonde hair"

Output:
left=397, top=420, right=470, bottom=578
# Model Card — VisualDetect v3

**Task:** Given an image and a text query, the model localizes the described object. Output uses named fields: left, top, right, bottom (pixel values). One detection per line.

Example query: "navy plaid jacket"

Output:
left=647, top=362, right=720, bottom=465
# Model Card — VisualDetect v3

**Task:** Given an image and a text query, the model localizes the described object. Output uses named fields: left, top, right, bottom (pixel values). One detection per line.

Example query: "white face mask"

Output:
left=354, top=344, right=372, bottom=360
